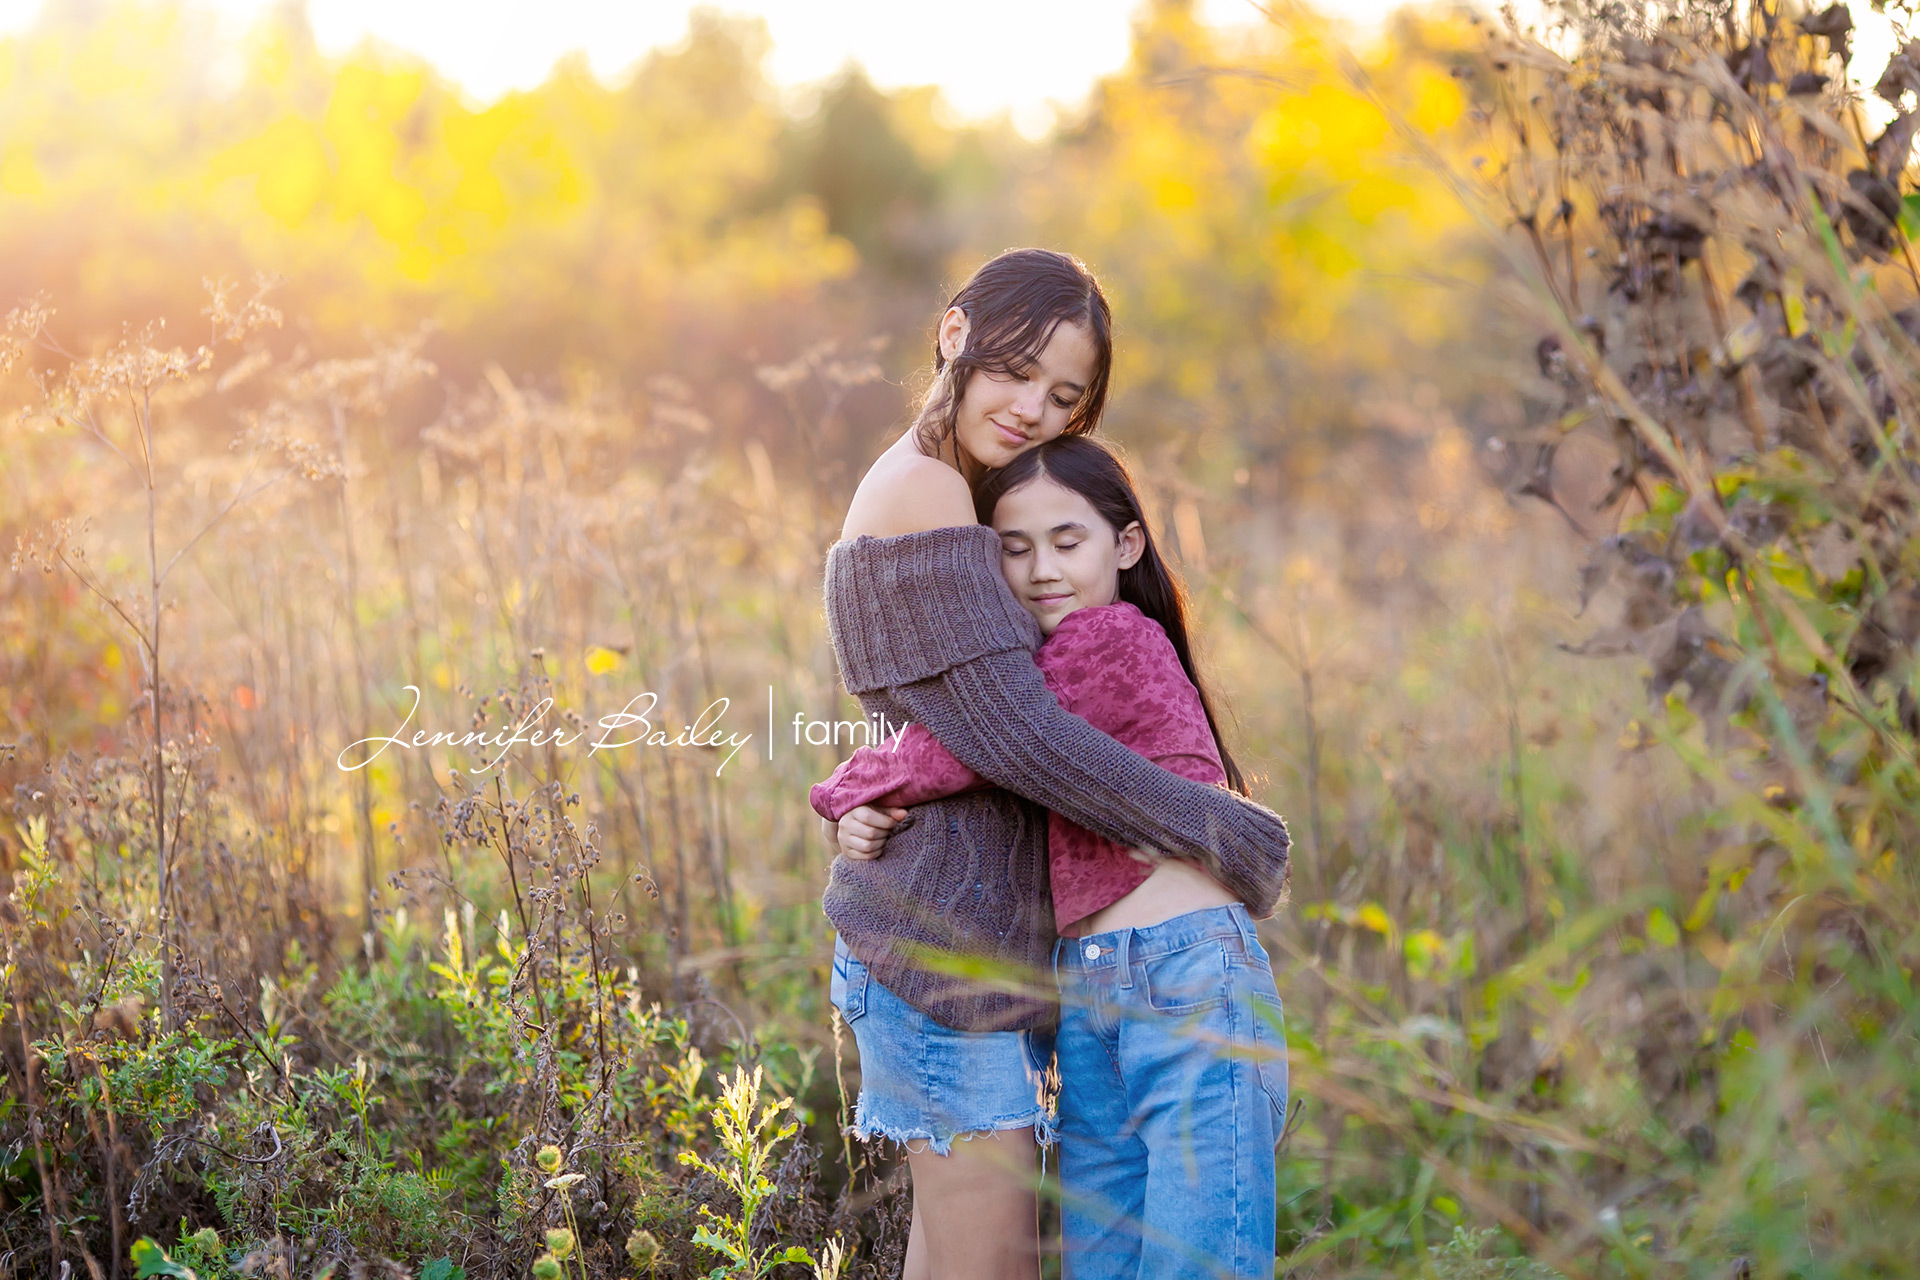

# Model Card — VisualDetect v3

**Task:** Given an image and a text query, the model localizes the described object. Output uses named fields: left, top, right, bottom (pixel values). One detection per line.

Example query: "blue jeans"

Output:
left=1052, top=903, right=1288, bottom=1279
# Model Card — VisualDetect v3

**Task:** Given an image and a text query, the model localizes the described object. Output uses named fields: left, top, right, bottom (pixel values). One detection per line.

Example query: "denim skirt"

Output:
left=829, top=935, right=1056, bottom=1155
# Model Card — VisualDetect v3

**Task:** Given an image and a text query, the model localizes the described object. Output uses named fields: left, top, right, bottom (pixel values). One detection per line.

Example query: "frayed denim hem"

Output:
left=850, top=1093, right=1057, bottom=1156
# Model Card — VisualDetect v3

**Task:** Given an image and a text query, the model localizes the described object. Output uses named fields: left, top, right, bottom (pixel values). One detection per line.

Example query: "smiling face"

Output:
left=940, top=310, right=1099, bottom=483
left=991, top=472, right=1145, bottom=636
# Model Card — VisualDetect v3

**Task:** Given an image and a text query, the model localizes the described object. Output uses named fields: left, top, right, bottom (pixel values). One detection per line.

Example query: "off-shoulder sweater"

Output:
left=819, top=524, right=1290, bottom=1031
left=812, top=601, right=1229, bottom=933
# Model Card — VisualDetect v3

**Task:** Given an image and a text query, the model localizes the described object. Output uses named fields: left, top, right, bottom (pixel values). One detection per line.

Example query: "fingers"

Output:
left=819, top=815, right=841, bottom=852
left=838, top=816, right=889, bottom=859
left=848, top=804, right=901, bottom=831
left=837, top=805, right=911, bottom=860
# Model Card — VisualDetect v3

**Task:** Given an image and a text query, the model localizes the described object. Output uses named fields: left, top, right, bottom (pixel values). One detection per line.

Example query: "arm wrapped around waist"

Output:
left=891, top=649, right=1290, bottom=917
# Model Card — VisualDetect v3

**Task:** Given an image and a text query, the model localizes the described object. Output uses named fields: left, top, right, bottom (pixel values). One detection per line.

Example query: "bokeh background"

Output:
left=2, top=0, right=1916, bottom=1276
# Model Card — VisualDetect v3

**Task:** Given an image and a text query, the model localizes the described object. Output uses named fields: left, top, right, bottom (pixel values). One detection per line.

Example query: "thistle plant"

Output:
left=530, top=1144, right=589, bottom=1280
left=677, top=1064, right=812, bottom=1279
left=626, top=1225, right=661, bottom=1277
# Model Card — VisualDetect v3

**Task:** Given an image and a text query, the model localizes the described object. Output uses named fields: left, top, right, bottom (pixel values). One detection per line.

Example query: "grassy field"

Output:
left=1, top=1, right=1916, bottom=1277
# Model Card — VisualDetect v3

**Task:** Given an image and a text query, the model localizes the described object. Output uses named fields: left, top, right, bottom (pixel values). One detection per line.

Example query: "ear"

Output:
left=1115, top=521, right=1146, bottom=570
left=936, top=306, right=970, bottom=363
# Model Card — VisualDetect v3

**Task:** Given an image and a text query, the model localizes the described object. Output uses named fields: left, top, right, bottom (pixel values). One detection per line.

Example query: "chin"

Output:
left=975, top=442, right=1022, bottom=472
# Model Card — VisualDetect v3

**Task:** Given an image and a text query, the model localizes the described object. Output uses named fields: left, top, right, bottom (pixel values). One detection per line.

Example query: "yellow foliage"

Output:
left=1409, top=65, right=1465, bottom=133
left=0, top=142, right=42, bottom=196
left=1252, top=84, right=1389, bottom=179
left=0, top=0, right=1479, bottom=418
left=1153, top=175, right=1198, bottom=211
left=1355, top=902, right=1395, bottom=938
left=211, top=116, right=331, bottom=226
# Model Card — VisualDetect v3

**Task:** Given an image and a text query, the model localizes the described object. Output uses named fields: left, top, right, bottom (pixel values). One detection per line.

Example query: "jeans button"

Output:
left=1083, top=943, right=1100, bottom=960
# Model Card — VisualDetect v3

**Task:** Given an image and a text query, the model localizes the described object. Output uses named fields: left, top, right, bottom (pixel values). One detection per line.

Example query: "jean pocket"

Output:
left=1140, top=940, right=1230, bottom=1015
left=830, top=937, right=869, bottom=1023
left=1248, top=987, right=1289, bottom=1137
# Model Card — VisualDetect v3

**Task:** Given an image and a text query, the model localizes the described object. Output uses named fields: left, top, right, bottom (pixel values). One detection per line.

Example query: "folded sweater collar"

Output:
left=823, top=523, right=1044, bottom=694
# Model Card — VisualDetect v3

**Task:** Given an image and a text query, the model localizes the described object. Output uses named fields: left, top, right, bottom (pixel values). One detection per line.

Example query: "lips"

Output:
left=1031, top=593, right=1073, bottom=606
left=992, top=420, right=1027, bottom=447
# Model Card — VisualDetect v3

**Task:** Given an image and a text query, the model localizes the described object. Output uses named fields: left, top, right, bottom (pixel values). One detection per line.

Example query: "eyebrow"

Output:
left=1000, top=521, right=1090, bottom=539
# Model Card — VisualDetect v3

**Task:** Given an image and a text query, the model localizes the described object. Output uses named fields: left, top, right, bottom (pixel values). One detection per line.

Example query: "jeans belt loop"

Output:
left=1115, top=927, right=1134, bottom=991
left=1235, top=902, right=1258, bottom=955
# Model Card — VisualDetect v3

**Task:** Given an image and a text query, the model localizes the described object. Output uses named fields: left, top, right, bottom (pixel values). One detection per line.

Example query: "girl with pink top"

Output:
left=817, top=435, right=1290, bottom=1278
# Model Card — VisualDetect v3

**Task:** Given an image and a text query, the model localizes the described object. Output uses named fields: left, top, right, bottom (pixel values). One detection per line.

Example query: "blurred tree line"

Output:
left=0, top=0, right=1491, bottom=492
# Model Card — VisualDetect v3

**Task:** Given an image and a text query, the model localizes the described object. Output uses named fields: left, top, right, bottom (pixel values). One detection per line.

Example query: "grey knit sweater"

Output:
left=820, top=523, right=1291, bottom=1031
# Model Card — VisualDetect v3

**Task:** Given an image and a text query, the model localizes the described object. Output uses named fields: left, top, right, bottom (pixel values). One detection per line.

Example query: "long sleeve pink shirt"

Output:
left=810, top=601, right=1228, bottom=932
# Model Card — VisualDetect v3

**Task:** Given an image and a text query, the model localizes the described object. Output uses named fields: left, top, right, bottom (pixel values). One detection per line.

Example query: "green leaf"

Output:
left=692, top=1224, right=745, bottom=1262
left=131, top=1238, right=198, bottom=1280
left=1647, top=907, right=1680, bottom=948
left=1808, top=188, right=1854, bottom=299
left=419, top=1259, right=463, bottom=1280
left=1403, top=928, right=1445, bottom=981
left=1902, top=192, right=1920, bottom=240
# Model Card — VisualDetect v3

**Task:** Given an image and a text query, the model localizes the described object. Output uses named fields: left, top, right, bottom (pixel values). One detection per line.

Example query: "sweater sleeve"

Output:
left=889, top=654, right=1289, bottom=917
left=808, top=724, right=993, bottom=821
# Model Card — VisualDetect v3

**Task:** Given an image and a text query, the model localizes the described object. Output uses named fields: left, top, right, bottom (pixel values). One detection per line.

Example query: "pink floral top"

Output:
left=809, top=601, right=1228, bottom=932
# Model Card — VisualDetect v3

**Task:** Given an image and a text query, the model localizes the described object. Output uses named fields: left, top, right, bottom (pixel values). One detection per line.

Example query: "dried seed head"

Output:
left=626, top=1228, right=660, bottom=1265
left=534, top=1144, right=563, bottom=1173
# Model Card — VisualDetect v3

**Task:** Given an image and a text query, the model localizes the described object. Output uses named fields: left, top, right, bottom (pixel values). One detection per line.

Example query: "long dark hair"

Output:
left=974, top=435, right=1249, bottom=797
left=912, top=248, right=1113, bottom=457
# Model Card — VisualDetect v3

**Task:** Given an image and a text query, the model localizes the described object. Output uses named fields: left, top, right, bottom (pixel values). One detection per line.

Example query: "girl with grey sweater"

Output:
left=817, top=248, right=1291, bottom=1280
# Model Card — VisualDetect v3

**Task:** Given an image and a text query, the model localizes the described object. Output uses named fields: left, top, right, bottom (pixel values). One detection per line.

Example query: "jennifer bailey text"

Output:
left=336, top=686, right=753, bottom=776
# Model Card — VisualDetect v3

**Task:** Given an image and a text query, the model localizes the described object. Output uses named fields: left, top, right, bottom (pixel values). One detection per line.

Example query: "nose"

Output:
left=1009, top=382, right=1045, bottom=423
left=1028, top=545, right=1062, bottom=583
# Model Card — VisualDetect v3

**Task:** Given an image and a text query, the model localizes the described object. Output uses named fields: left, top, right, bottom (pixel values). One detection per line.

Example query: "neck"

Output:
left=914, top=422, right=986, bottom=489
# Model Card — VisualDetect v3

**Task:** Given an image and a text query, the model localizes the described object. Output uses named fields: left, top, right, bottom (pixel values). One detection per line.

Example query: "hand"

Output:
left=837, top=805, right=910, bottom=860
left=819, top=815, right=841, bottom=853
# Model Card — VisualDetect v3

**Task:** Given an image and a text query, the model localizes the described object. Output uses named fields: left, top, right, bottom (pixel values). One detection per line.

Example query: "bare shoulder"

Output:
left=841, top=437, right=977, bottom=540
